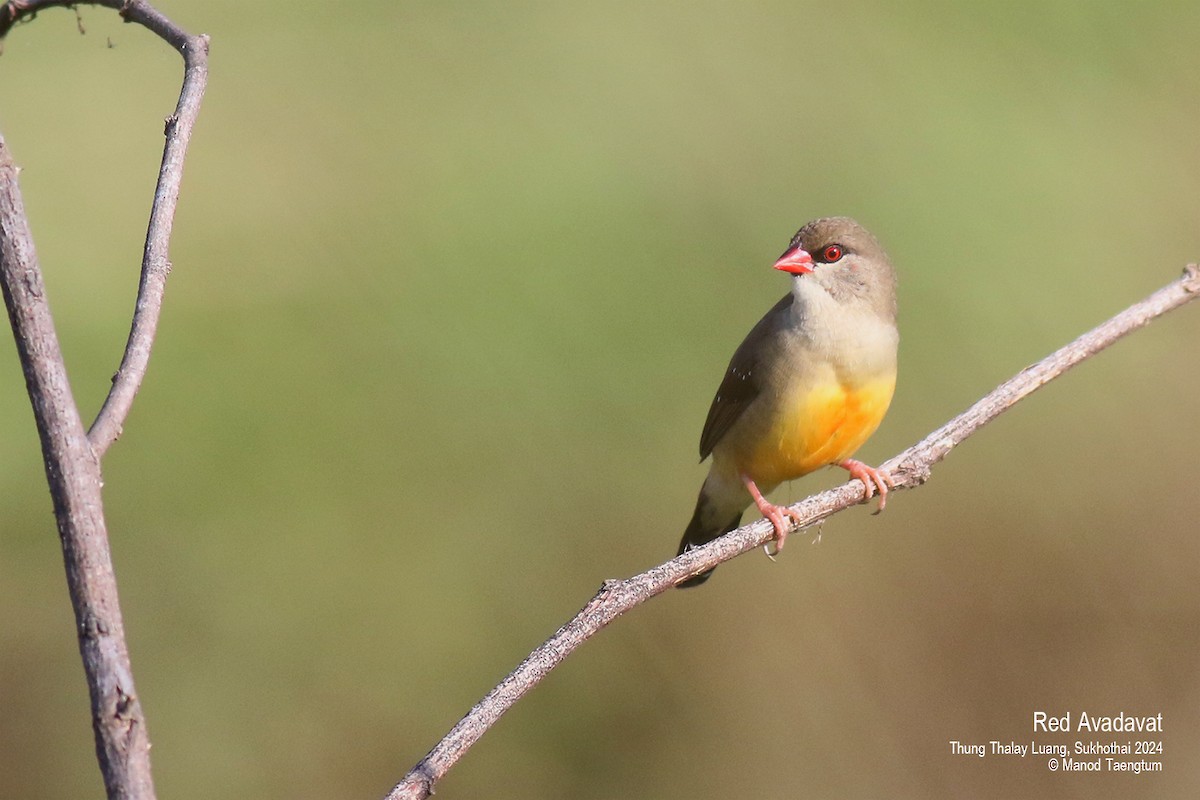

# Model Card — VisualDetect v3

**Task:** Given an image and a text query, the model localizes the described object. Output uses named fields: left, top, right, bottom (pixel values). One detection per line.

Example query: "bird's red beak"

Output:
left=773, top=247, right=814, bottom=275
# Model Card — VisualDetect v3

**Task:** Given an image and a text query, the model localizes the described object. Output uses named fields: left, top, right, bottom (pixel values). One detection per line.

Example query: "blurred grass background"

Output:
left=2, top=1, right=1199, bottom=797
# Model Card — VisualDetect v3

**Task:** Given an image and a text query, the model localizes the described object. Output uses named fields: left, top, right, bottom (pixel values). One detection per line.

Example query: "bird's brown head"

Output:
left=774, top=216, right=897, bottom=320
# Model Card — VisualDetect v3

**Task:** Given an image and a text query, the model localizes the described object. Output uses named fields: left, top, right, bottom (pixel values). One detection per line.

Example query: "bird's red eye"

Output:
left=821, top=244, right=844, bottom=262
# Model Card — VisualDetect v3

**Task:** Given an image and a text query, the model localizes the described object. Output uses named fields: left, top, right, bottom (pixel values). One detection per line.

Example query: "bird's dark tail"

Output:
left=676, top=490, right=743, bottom=588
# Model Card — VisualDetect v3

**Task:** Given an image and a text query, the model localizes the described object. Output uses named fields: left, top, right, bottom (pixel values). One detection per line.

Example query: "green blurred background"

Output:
left=2, top=1, right=1199, bottom=797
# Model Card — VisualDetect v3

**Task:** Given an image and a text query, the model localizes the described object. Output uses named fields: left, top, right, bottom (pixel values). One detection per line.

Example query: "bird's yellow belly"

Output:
left=741, top=373, right=896, bottom=486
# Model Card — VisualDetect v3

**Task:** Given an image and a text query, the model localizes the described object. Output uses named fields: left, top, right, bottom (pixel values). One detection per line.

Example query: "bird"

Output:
left=676, top=217, right=898, bottom=587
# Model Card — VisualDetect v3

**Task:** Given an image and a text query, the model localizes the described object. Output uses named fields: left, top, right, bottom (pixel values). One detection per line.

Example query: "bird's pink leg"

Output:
left=837, top=459, right=894, bottom=513
left=741, top=474, right=804, bottom=556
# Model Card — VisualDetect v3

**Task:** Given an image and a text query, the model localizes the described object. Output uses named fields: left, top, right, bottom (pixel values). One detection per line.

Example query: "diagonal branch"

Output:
left=385, top=264, right=1200, bottom=800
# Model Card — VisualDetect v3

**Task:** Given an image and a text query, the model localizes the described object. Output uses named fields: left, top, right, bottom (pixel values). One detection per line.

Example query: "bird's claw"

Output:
left=838, top=459, right=894, bottom=514
left=741, top=473, right=803, bottom=562
left=759, top=504, right=804, bottom=558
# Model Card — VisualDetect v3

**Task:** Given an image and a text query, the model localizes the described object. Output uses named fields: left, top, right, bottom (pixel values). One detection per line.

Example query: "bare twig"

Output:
left=386, top=265, right=1200, bottom=800
left=0, top=3, right=208, bottom=798
left=97, top=3, right=210, bottom=455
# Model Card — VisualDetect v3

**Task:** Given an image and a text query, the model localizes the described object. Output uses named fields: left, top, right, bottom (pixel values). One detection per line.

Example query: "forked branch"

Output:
left=386, top=264, right=1200, bottom=800
left=0, top=2, right=208, bottom=798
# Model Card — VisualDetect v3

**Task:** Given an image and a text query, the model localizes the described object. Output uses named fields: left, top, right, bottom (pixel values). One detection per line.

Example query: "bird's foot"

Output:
left=740, top=474, right=803, bottom=557
left=837, top=459, right=894, bottom=514
left=760, top=503, right=805, bottom=557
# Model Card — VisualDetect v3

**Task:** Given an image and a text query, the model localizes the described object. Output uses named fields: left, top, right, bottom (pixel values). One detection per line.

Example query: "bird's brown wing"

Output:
left=698, top=293, right=793, bottom=461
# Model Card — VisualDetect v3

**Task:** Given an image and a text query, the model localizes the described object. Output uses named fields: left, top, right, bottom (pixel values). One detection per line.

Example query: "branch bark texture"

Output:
left=2, top=135, right=154, bottom=800
left=0, top=3, right=209, bottom=798
left=386, top=265, right=1200, bottom=800
left=83, top=0, right=210, bottom=457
